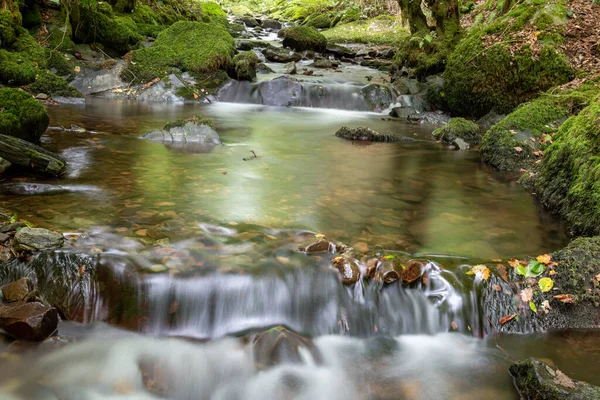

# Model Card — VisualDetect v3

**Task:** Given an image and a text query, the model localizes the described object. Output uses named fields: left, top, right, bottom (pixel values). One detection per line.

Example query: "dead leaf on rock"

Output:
left=496, top=264, right=509, bottom=282
left=520, top=288, right=534, bottom=302
left=514, top=146, right=523, bottom=153
left=555, top=370, right=576, bottom=389
left=499, top=313, right=517, bottom=325
left=554, top=294, right=576, bottom=304
left=466, top=264, right=491, bottom=280
left=536, top=254, right=552, bottom=265
left=508, top=259, right=521, bottom=269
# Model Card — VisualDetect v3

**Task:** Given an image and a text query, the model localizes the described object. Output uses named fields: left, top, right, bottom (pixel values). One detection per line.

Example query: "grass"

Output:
left=322, top=16, right=408, bottom=45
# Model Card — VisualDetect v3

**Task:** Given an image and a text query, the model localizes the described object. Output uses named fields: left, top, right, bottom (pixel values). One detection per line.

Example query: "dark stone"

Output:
left=1, top=278, right=33, bottom=303
left=263, top=48, right=302, bottom=63
left=335, top=126, right=414, bottom=143
left=252, top=326, right=322, bottom=370
left=360, top=84, right=395, bottom=112
left=0, top=232, right=8, bottom=243
left=256, top=76, right=303, bottom=107
left=261, top=19, right=282, bottom=30
left=0, top=134, right=67, bottom=176
left=237, top=16, right=259, bottom=28
left=476, top=111, right=505, bottom=133
left=325, top=44, right=356, bottom=58
left=510, top=358, right=600, bottom=399
left=0, top=302, right=58, bottom=341
left=0, top=222, right=26, bottom=233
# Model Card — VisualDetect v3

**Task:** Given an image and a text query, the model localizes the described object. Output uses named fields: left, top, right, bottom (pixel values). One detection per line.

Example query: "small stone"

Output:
left=14, top=227, right=64, bottom=251
left=0, top=232, right=9, bottom=243
left=0, top=222, right=26, bottom=233
left=35, top=93, right=49, bottom=100
left=452, top=138, right=470, bottom=150
left=331, top=256, right=361, bottom=285
left=0, top=302, right=58, bottom=341
left=285, top=61, right=297, bottom=75
left=1, top=278, right=33, bottom=303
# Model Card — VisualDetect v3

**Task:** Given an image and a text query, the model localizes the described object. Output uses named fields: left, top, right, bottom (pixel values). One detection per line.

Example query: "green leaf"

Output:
left=529, top=301, right=537, bottom=313
left=516, top=264, right=527, bottom=277
left=538, top=277, right=554, bottom=293
left=383, top=255, right=397, bottom=260
left=424, top=34, right=433, bottom=43
left=527, top=260, right=545, bottom=277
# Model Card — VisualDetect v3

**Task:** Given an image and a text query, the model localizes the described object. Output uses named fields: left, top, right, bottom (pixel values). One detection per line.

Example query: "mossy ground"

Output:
left=0, top=88, right=49, bottom=143
left=122, top=20, right=234, bottom=84
left=322, top=16, right=408, bottom=46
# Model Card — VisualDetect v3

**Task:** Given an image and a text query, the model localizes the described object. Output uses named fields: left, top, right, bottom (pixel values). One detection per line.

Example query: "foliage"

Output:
left=0, top=26, right=46, bottom=85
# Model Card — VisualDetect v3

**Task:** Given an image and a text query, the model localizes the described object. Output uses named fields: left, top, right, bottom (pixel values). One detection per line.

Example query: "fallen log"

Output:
left=0, top=134, right=67, bottom=176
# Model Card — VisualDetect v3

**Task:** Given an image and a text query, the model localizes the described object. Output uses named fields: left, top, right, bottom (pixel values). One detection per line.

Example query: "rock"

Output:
left=285, top=61, right=297, bottom=75
left=263, top=48, right=302, bottom=63
left=0, top=157, right=11, bottom=174
left=312, top=58, right=336, bottom=69
left=0, top=88, right=50, bottom=143
left=360, top=59, right=393, bottom=69
left=510, top=358, right=600, bottom=399
left=0, top=302, right=58, bottom=341
left=0, top=232, right=9, bottom=243
left=302, top=69, right=314, bottom=76
left=141, top=118, right=221, bottom=146
left=389, top=107, right=415, bottom=119
left=432, top=117, right=481, bottom=145
left=70, top=60, right=128, bottom=96
left=256, top=76, right=303, bottom=107
left=476, top=111, right=505, bottom=132
left=325, top=44, right=356, bottom=58
left=452, top=138, right=470, bottom=150
left=298, top=238, right=333, bottom=254
left=335, top=126, right=414, bottom=143
left=35, top=93, right=49, bottom=100
left=14, top=228, right=65, bottom=251
left=256, top=63, right=275, bottom=74
left=0, top=134, right=67, bottom=176
left=261, top=19, right=282, bottom=30
left=281, top=26, right=327, bottom=53
left=237, top=16, right=259, bottom=27
left=0, top=222, right=26, bottom=233
left=1, top=278, right=33, bottom=303
left=233, top=51, right=260, bottom=81
left=380, top=48, right=396, bottom=58
left=408, top=111, right=451, bottom=125
left=235, top=39, right=255, bottom=51
left=361, top=84, right=395, bottom=112
left=331, top=256, right=360, bottom=285
left=252, top=326, right=322, bottom=370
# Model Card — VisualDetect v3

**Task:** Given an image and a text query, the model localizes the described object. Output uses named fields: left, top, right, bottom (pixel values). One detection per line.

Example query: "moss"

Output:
left=48, top=26, right=76, bottom=53
left=28, top=70, right=82, bottom=97
left=281, top=26, right=327, bottom=52
left=228, top=22, right=244, bottom=38
left=46, top=50, right=74, bottom=77
left=304, top=14, right=331, bottom=29
left=232, top=50, right=259, bottom=81
left=164, top=114, right=215, bottom=130
left=527, top=99, right=600, bottom=235
left=71, top=4, right=143, bottom=54
left=122, top=20, right=234, bottom=84
left=322, top=17, right=408, bottom=46
left=0, top=88, right=49, bottom=143
left=230, top=4, right=253, bottom=17
left=0, top=9, right=19, bottom=48
left=0, top=27, right=46, bottom=85
left=550, top=236, right=600, bottom=301
left=432, top=118, right=480, bottom=145
left=200, top=2, right=226, bottom=17
left=21, top=4, right=41, bottom=28
left=194, top=69, right=230, bottom=94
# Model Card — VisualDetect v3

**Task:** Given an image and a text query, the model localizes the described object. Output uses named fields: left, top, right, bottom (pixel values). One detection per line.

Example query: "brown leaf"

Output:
left=451, top=321, right=458, bottom=330
left=536, top=254, right=552, bottom=265
left=499, top=313, right=517, bottom=325
left=496, top=264, right=509, bottom=282
left=508, top=259, right=521, bottom=269
left=555, top=370, right=576, bottom=389
left=514, top=146, right=523, bottom=153
left=492, top=284, right=502, bottom=291
left=519, top=288, right=534, bottom=302
left=554, top=294, right=576, bottom=304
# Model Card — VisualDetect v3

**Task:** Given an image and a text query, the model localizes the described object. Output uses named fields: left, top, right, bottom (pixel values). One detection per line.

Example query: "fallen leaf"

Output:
left=466, top=265, right=491, bottom=280
left=536, top=254, right=552, bottom=265
left=508, top=259, right=521, bottom=268
left=555, top=370, right=576, bottom=389
left=596, top=273, right=600, bottom=282
left=541, top=300, right=551, bottom=313
left=492, top=284, right=502, bottom=291
left=554, top=294, right=576, bottom=303
left=515, top=146, right=523, bottom=153
left=451, top=321, right=458, bottom=330
left=538, top=277, right=554, bottom=292
left=529, top=301, right=537, bottom=313
left=520, top=287, right=534, bottom=302
left=496, top=264, right=509, bottom=282
left=78, top=265, right=85, bottom=276
left=135, top=229, right=148, bottom=237
left=499, top=313, right=517, bottom=325
left=549, top=270, right=557, bottom=276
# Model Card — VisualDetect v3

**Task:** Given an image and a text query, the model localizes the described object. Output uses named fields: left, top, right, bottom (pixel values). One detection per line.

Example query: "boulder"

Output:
left=256, top=63, right=275, bottom=74
left=70, top=60, right=128, bottom=96
left=335, top=126, right=413, bottom=143
left=0, top=302, right=58, bottom=341
left=0, top=157, right=11, bottom=174
left=237, top=16, right=259, bottom=27
left=432, top=117, right=481, bottom=145
left=510, top=358, right=600, bottom=399
left=261, top=19, right=282, bottom=30
left=256, top=76, right=303, bottom=107
left=263, top=48, right=302, bottom=63
left=361, top=84, right=395, bottom=112
left=312, top=58, right=336, bottom=69
left=281, top=26, right=327, bottom=53
left=0, top=134, right=67, bottom=176
left=325, top=44, right=356, bottom=58
left=233, top=51, right=260, bottom=81
left=14, top=228, right=65, bottom=251
left=0, top=88, right=50, bottom=143
left=407, top=111, right=451, bottom=125
left=141, top=117, right=221, bottom=146
left=1, top=278, right=33, bottom=303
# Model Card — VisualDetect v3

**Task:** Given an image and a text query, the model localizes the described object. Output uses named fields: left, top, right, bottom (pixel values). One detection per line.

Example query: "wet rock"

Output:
left=285, top=61, right=297, bottom=75
left=14, top=228, right=64, bottom=252
left=0, top=134, right=67, bottom=176
left=70, top=60, right=128, bottom=96
left=141, top=121, right=221, bottom=145
left=298, top=238, right=334, bottom=254
left=389, top=106, right=415, bottom=119
left=263, top=48, right=302, bottom=63
left=452, top=138, right=470, bottom=150
left=256, top=63, right=275, bottom=74
left=0, top=222, right=26, bottom=233
left=281, top=26, right=327, bottom=53
left=331, top=256, right=361, bottom=285
left=312, top=58, right=337, bottom=69
left=432, top=117, right=481, bottom=146
left=135, top=74, right=189, bottom=103
left=0, top=302, right=58, bottom=341
left=325, top=44, right=356, bottom=58
left=335, top=126, right=413, bottom=143
left=235, top=39, right=255, bottom=51
left=407, top=111, right=451, bottom=125
left=0, top=183, right=72, bottom=196
left=0, top=157, right=10, bottom=174
left=476, top=111, right=505, bottom=132
left=510, top=358, right=600, bottom=399
left=256, top=76, right=303, bottom=107
left=361, top=84, right=395, bottom=112
left=252, top=326, right=322, bottom=370
left=0, top=232, right=9, bottom=243
left=1, top=278, right=33, bottom=303
left=261, top=19, right=282, bottom=30
left=402, top=261, right=426, bottom=284
left=237, top=16, right=259, bottom=27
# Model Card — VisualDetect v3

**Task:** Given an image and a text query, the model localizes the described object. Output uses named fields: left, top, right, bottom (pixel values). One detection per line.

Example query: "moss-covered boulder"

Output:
left=122, top=20, right=234, bottom=84
left=304, top=14, right=332, bottom=29
left=281, top=26, right=326, bottom=53
left=432, top=118, right=480, bottom=145
left=525, top=99, right=600, bottom=235
left=443, top=0, right=574, bottom=117
left=28, top=70, right=82, bottom=98
left=0, top=88, right=49, bottom=143
left=0, top=21, right=47, bottom=85
left=510, top=358, right=600, bottom=399
left=233, top=51, right=259, bottom=81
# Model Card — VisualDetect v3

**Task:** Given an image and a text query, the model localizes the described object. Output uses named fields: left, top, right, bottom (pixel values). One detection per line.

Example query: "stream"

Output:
left=0, top=24, right=598, bottom=400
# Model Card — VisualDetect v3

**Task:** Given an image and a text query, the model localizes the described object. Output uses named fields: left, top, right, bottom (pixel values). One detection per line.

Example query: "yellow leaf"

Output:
left=538, top=277, right=554, bottom=292
left=549, top=270, right=557, bottom=275
left=536, top=254, right=552, bottom=265
left=315, top=233, right=326, bottom=239
left=466, top=265, right=490, bottom=280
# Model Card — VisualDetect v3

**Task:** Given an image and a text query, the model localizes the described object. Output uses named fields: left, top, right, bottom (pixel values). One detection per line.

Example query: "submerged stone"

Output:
left=335, top=126, right=412, bottom=143
left=263, top=48, right=302, bottom=63
left=14, top=228, right=64, bottom=252
left=0, top=302, right=58, bottom=341
left=142, top=120, right=221, bottom=145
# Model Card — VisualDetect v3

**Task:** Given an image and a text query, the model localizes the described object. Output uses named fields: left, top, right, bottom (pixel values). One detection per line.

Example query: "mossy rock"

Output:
left=0, top=88, right=49, bottom=143
left=233, top=51, right=259, bottom=81
left=432, top=118, right=480, bottom=145
left=281, top=26, right=326, bottom=53
left=304, top=14, right=331, bottom=29
left=122, top=20, right=234, bottom=84
left=229, top=4, right=253, bottom=18
left=28, top=70, right=82, bottom=98
left=335, top=126, right=414, bottom=143
left=48, top=26, right=76, bottom=53
left=526, top=99, right=600, bottom=235
left=0, top=26, right=46, bottom=85
left=443, top=0, right=574, bottom=117
left=163, top=115, right=214, bottom=130
left=227, top=23, right=244, bottom=38
left=47, top=50, right=75, bottom=77
left=0, top=8, right=20, bottom=48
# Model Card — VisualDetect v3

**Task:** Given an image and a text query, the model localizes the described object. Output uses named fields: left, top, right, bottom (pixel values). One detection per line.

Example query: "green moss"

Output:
left=233, top=50, right=259, bottom=81
left=164, top=114, right=215, bottom=130
left=322, top=17, right=408, bottom=46
left=28, top=70, right=82, bottom=97
left=122, top=20, right=234, bottom=84
left=230, top=4, right=253, bottom=17
left=21, top=4, right=41, bottom=28
left=0, top=88, right=49, bottom=143
left=550, top=236, right=600, bottom=301
left=227, top=23, right=244, bottom=38
left=0, top=27, right=46, bottom=85
left=281, top=25, right=327, bottom=52
left=432, top=118, right=481, bottom=145
left=200, top=2, right=226, bottom=17
left=527, top=99, right=600, bottom=235
left=47, top=50, right=74, bottom=77
left=48, top=26, right=76, bottom=53
left=304, top=14, right=331, bottom=29
left=0, top=9, right=19, bottom=48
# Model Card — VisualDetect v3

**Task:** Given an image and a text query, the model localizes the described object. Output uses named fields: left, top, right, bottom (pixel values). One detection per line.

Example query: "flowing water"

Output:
left=0, top=32, right=595, bottom=399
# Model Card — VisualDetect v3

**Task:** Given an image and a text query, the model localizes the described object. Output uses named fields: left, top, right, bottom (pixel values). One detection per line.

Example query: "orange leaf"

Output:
left=451, top=321, right=458, bottom=330
left=466, top=265, right=491, bottom=280
left=536, top=254, right=552, bottom=265
left=553, top=294, right=576, bottom=304
left=499, top=313, right=517, bottom=325
left=508, top=259, right=521, bottom=268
